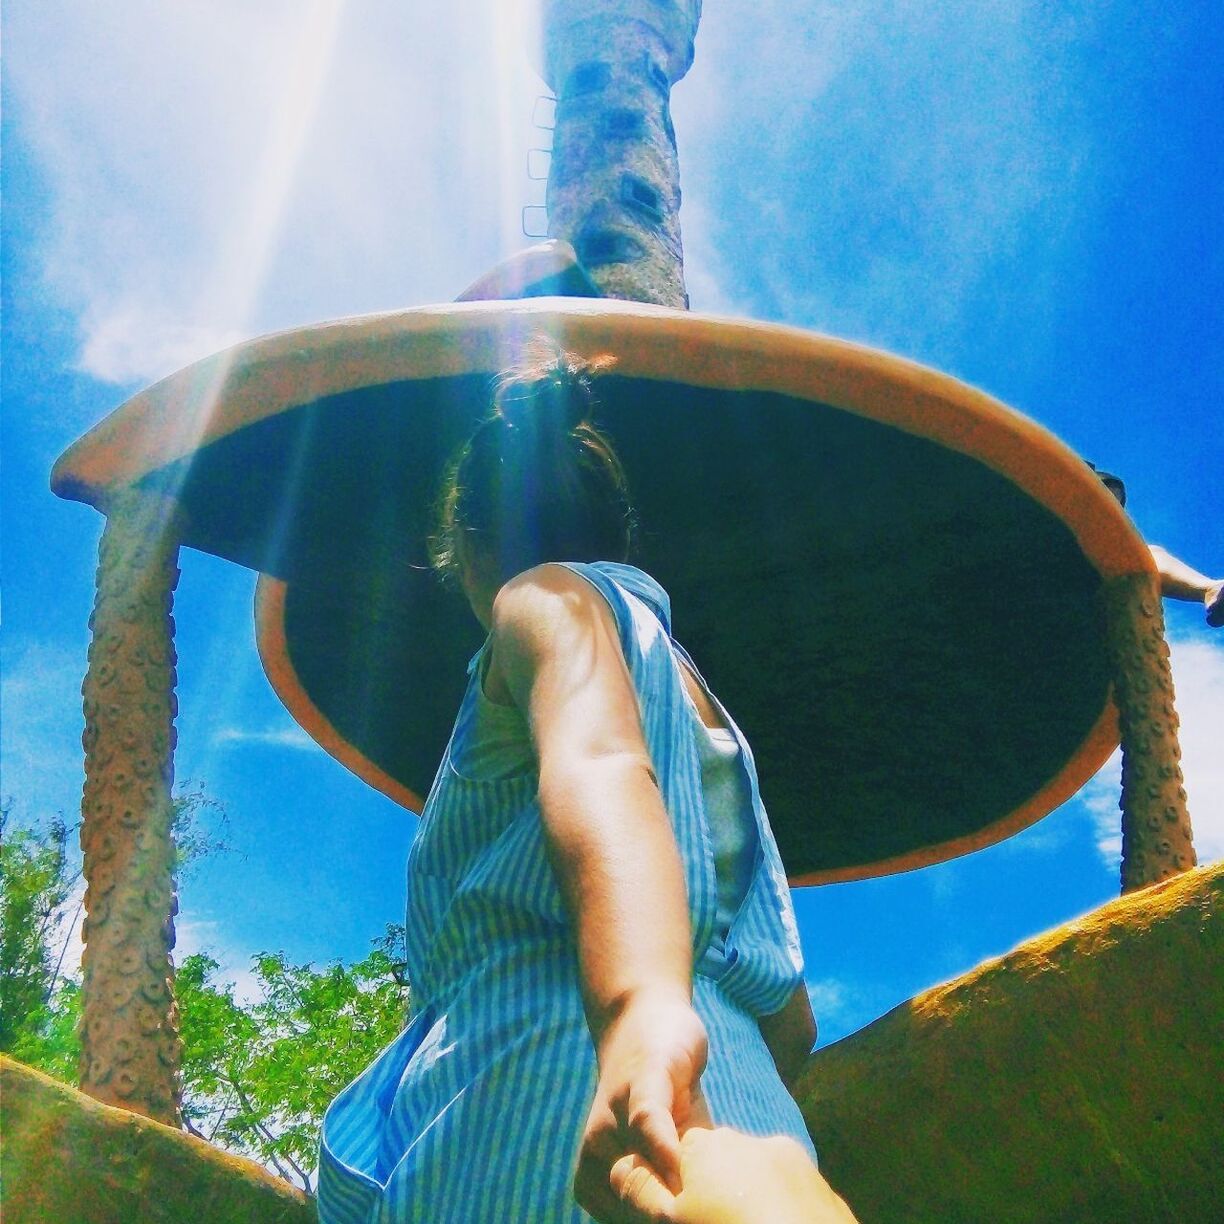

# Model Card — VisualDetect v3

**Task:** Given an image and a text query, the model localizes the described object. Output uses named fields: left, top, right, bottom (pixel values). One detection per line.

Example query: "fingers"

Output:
left=576, top=1078, right=682, bottom=1222
left=625, top=1071, right=682, bottom=1193
left=576, top=1102, right=631, bottom=1222
left=576, top=997, right=708, bottom=1221
left=609, top=1153, right=677, bottom=1220
left=683, top=1078, right=714, bottom=1132
left=578, top=1152, right=676, bottom=1224
left=1206, top=582, right=1223, bottom=627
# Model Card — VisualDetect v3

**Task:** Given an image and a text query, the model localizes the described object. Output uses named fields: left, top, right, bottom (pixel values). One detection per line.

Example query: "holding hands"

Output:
left=607, top=1127, right=860, bottom=1224
left=573, top=988, right=859, bottom=1224
left=575, top=988, right=711, bottom=1223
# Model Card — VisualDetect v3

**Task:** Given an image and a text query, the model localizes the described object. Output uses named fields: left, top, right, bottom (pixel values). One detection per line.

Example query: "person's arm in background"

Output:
left=488, top=564, right=707, bottom=1222
left=1148, top=546, right=1223, bottom=626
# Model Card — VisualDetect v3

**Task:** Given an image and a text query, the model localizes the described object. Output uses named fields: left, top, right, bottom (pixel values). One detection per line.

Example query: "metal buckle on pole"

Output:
left=531, top=94, right=556, bottom=131
left=521, top=205, right=549, bottom=239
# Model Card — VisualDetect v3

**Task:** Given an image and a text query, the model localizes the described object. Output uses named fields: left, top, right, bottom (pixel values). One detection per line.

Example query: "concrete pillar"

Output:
left=1101, top=573, right=1196, bottom=893
left=540, top=0, right=702, bottom=308
left=78, top=491, right=183, bottom=1126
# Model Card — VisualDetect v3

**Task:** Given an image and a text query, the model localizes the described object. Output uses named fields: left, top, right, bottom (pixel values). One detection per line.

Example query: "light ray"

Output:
left=217, top=0, right=347, bottom=336
left=123, top=2, right=349, bottom=761
left=146, top=0, right=348, bottom=518
left=492, top=0, right=531, bottom=257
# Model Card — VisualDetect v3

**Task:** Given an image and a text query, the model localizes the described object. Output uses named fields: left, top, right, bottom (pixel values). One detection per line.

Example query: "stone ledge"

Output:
left=1, top=1057, right=316, bottom=1224
left=796, top=859, right=1223, bottom=1223
left=5, top=862, right=1219, bottom=1222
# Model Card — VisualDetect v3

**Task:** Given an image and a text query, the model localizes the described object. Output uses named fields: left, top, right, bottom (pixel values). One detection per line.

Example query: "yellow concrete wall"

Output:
left=4, top=862, right=1219, bottom=1221
left=796, top=860, right=1223, bottom=1223
left=1, top=1057, right=316, bottom=1224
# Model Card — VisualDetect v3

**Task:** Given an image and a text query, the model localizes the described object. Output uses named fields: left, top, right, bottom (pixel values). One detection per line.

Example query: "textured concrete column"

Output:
left=78, top=491, right=183, bottom=1126
left=541, top=0, right=702, bottom=308
left=1101, top=573, right=1196, bottom=893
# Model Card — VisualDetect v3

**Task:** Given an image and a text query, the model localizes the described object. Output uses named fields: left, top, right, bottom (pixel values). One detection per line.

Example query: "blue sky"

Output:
left=3, top=0, right=1221, bottom=1044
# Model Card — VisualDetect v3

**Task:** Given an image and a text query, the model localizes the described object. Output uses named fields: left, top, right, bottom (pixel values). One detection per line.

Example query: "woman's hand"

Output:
left=574, top=989, right=710, bottom=1223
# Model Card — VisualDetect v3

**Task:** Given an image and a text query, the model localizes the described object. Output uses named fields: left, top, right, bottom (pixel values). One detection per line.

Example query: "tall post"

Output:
left=541, top=0, right=702, bottom=308
left=78, top=491, right=183, bottom=1126
left=1101, top=574, right=1196, bottom=893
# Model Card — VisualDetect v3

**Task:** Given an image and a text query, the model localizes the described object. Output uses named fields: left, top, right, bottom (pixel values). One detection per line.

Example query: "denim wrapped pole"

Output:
left=540, top=0, right=702, bottom=309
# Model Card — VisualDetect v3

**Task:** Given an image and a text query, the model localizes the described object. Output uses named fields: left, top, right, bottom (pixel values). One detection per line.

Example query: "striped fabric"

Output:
left=318, top=563, right=813, bottom=1223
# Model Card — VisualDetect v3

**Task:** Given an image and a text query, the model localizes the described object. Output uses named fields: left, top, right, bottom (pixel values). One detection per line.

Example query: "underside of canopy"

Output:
left=53, top=299, right=1151, bottom=883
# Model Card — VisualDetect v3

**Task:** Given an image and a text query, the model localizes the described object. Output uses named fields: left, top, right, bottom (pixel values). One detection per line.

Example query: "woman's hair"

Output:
left=430, top=341, right=635, bottom=586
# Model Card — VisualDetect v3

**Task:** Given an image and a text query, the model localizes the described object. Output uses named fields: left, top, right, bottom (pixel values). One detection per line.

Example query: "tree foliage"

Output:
left=0, top=786, right=230, bottom=1070
left=0, top=802, right=78, bottom=1058
left=1, top=799, right=410, bottom=1194
left=177, top=929, right=409, bottom=1191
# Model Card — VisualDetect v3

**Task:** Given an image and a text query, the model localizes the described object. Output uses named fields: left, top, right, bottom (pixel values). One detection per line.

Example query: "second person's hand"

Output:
left=609, top=1126, right=861, bottom=1224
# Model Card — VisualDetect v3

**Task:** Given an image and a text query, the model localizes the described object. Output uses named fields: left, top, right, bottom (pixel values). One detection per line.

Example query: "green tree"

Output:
left=1, top=786, right=232, bottom=1075
left=0, top=802, right=77, bottom=1058
left=177, top=927, right=409, bottom=1191
left=2, top=799, right=409, bottom=1193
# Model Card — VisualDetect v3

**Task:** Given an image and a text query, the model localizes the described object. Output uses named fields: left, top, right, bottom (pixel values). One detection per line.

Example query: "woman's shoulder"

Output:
left=485, top=561, right=673, bottom=694
left=557, top=561, right=672, bottom=634
left=492, top=562, right=615, bottom=623
left=495, top=562, right=668, bottom=627
left=486, top=564, right=626, bottom=688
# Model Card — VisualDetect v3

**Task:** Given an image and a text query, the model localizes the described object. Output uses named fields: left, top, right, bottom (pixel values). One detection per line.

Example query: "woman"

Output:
left=318, top=346, right=819, bottom=1223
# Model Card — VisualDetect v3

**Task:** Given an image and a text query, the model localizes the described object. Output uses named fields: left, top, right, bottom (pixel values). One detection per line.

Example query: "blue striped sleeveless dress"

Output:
left=318, top=562, right=813, bottom=1223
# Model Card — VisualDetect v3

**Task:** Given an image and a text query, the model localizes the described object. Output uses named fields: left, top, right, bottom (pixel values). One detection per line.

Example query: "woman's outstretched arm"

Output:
left=487, top=563, right=706, bottom=1221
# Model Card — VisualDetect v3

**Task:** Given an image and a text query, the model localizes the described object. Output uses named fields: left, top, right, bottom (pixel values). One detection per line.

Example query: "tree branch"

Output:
left=206, top=1088, right=237, bottom=1142
left=227, top=1077, right=309, bottom=1191
left=44, top=894, right=85, bottom=1003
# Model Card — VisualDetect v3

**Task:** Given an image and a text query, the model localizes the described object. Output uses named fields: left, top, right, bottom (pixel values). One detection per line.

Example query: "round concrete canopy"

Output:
left=52, top=298, right=1151, bottom=884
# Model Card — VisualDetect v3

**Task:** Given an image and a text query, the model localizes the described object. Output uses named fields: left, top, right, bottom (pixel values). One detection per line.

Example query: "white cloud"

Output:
left=1084, top=632, right=1224, bottom=871
left=76, top=305, right=247, bottom=388
left=7, top=0, right=547, bottom=391
left=677, top=196, right=753, bottom=320
left=45, top=877, right=87, bottom=994
left=7, top=0, right=1106, bottom=396
left=211, top=724, right=318, bottom=752
left=1082, top=749, right=1124, bottom=870
left=804, top=975, right=907, bottom=1047
left=675, top=1, right=1095, bottom=367
left=44, top=886, right=266, bottom=1011
left=805, top=977, right=848, bottom=1022
left=997, top=806, right=1077, bottom=856
left=174, top=918, right=264, bottom=1006
left=1170, top=635, right=1224, bottom=863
